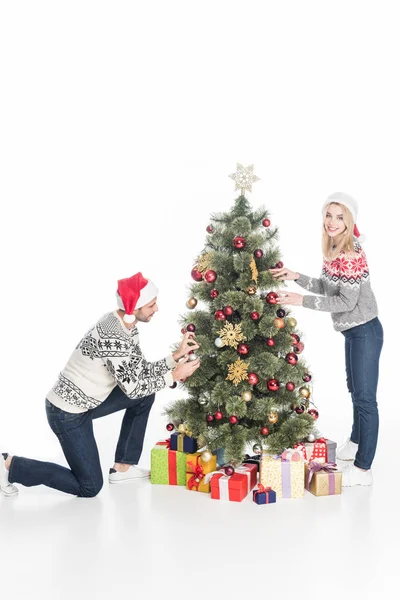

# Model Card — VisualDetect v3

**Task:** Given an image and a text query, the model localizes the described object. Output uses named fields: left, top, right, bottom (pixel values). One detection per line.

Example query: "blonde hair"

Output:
left=322, top=203, right=355, bottom=260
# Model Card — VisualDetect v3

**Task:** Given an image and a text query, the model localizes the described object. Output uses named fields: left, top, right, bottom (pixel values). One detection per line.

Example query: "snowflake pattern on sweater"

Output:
left=296, top=242, right=378, bottom=331
left=48, top=312, right=175, bottom=412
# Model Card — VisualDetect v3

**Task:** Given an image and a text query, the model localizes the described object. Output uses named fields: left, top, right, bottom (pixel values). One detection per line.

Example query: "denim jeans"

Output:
left=342, top=317, right=383, bottom=470
left=8, top=386, right=155, bottom=497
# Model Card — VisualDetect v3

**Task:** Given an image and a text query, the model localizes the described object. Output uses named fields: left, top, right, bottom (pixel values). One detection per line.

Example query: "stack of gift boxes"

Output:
left=151, top=430, right=342, bottom=504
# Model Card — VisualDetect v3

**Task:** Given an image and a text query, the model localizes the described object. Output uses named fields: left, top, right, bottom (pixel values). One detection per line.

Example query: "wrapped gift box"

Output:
left=253, top=484, right=277, bottom=505
left=209, top=463, right=258, bottom=502
left=170, top=432, right=198, bottom=454
left=150, top=440, right=187, bottom=486
left=260, top=453, right=305, bottom=499
left=305, top=462, right=342, bottom=496
left=296, top=438, right=337, bottom=464
left=186, top=452, right=217, bottom=493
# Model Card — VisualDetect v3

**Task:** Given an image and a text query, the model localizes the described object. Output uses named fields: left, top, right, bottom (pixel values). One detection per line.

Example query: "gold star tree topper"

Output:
left=229, top=163, right=260, bottom=195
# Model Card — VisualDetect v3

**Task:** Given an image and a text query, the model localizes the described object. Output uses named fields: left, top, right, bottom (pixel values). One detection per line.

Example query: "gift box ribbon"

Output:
left=187, top=457, right=205, bottom=490
left=156, top=439, right=171, bottom=450
left=293, top=443, right=307, bottom=460
left=204, top=466, right=252, bottom=501
left=306, top=461, right=337, bottom=494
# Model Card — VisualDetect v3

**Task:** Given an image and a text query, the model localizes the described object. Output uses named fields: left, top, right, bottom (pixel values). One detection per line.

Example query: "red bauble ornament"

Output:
left=223, top=305, right=234, bottom=316
left=187, top=323, right=196, bottom=332
left=229, top=415, right=238, bottom=425
left=169, top=382, right=177, bottom=389
left=266, top=337, right=275, bottom=347
left=254, top=249, right=263, bottom=259
left=266, top=292, right=279, bottom=304
left=206, top=414, right=214, bottom=422
left=215, top=410, right=223, bottom=420
left=261, top=426, right=269, bottom=435
left=286, top=382, right=296, bottom=392
left=206, top=225, right=214, bottom=233
left=214, top=310, right=226, bottom=321
left=267, top=378, right=280, bottom=392
left=276, top=309, right=286, bottom=318
left=262, top=218, right=271, bottom=227
left=191, top=268, right=203, bottom=282
left=166, top=423, right=174, bottom=431
left=237, top=343, right=250, bottom=355
left=250, top=311, right=260, bottom=321
left=286, top=352, right=298, bottom=365
left=303, top=374, right=312, bottom=382
left=248, top=372, right=259, bottom=385
left=294, top=405, right=305, bottom=414
left=308, top=409, right=319, bottom=419
left=204, top=270, right=217, bottom=283
left=224, top=465, right=235, bottom=476
left=276, top=261, right=284, bottom=268
left=293, top=342, right=305, bottom=354
left=291, top=333, right=300, bottom=344
left=233, top=236, right=246, bottom=249
left=210, top=289, right=219, bottom=299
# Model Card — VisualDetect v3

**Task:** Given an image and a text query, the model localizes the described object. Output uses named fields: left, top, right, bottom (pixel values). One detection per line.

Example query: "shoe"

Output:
left=108, top=465, right=150, bottom=484
left=337, top=438, right=358, bottom=461
left=341, top=463, right=372, bottom=487
left=0, top=453, right=19, bottom=497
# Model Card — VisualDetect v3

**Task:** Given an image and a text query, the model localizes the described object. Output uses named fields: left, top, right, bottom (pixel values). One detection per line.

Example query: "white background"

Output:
left=0, top=2, right=398, bottom=598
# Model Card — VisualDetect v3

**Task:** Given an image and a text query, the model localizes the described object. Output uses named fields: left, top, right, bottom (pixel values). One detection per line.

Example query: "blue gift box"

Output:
left=170, top=432, right=198, bottom=453
left=253, top=487, right=277, bottom=505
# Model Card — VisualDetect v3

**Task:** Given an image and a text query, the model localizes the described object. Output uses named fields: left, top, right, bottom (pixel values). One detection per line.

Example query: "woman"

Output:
left=270, top=192, right=383, bottom=487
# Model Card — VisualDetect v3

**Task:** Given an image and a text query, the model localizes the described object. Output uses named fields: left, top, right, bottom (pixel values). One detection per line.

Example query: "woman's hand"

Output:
left=269, top=267, right=299, bottom=281
left=173, top=332, right=199, bottom=362
left=276, top=291, right=304, bottom=306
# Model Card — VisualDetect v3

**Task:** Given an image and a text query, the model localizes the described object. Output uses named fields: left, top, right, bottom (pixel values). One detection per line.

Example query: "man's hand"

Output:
left=276, top=291, right=304, bottom=306
left=173, top=332, right=200, bottom=362
left=172, top=356, right=201, bottom=381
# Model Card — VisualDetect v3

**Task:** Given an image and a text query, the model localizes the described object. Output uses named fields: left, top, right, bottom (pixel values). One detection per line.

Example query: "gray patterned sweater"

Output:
left=48, top=311, right=176, bottom=413
left=296, top=242, right=378, bottom=332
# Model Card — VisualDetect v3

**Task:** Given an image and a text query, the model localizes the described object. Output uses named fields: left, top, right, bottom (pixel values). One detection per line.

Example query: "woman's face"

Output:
left=324, top=203, right=346, bottom=238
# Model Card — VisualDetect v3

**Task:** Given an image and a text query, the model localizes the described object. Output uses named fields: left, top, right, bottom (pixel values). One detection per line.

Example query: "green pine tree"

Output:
left=164, top=193, right=316, bottom=465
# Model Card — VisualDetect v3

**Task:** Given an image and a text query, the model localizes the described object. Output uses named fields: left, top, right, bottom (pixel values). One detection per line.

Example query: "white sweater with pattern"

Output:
left=47, top=311, right=176, bottom=413
left=297, top=242, right=378, bottom=332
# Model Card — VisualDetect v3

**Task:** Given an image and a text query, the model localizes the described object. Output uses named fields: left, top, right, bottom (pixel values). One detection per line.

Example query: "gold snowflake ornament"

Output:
left=218, top=322, right=246, bottom=349
left=226, top=358, right=249, bottom=386
left=229, top=163, right=260, bottom=195
left=195, top=252, right=213, bottom=274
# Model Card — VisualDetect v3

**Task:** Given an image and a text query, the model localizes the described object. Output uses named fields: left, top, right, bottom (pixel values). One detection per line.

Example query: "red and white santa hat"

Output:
left=322, top=192, right=365, bottom=243
left=116, top=272, right=159, bottom=323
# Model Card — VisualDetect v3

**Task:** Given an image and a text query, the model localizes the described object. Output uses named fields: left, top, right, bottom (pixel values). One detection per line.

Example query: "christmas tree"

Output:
left=165, top=164, right=316, bottom=465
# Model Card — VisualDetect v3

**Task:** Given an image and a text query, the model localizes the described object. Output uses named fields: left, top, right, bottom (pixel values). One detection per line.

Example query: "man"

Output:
left=0, top=272, right=200, bottom=497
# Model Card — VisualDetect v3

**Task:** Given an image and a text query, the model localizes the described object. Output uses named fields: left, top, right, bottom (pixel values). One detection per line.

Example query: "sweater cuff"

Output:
left=165, top=354, right=178, bottom=369
left=164, top=371, right=174, bottom=387
left=302, top=295, right=319, bottom=310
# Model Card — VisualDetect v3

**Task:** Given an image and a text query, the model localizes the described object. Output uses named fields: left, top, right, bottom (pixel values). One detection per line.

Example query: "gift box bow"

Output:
left=187, top=460, right=205, bottom=490
left=203, top=465, right=251, bottom=485
left=156, top=439, right=171, bottom=449
left=307, top=461, right=337, bottom=486
left=255, top=483, right=272, bottom=494
left=177, top=424, right=193, bottom=437
left=281, top=448, right=304, bottom=462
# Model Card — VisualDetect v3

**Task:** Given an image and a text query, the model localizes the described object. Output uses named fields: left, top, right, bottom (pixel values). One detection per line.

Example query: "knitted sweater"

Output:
left=296, top=241, right=378, bottom=332
left=47, top=311, right=176, bottom=413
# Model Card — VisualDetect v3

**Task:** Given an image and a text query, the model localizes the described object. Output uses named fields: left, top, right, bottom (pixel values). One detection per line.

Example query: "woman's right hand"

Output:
left=269, top=267, right=299, bottom=281
left=172, top=356, right=201, bottom=381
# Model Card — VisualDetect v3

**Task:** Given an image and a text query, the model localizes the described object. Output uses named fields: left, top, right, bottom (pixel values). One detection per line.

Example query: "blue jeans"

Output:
left=342, top=317, right=383, bottom=470
left=8, top=386, right=155, bottom=497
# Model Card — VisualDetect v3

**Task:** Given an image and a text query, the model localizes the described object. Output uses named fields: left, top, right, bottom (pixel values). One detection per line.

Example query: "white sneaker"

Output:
left=0, top=453, right=19, bottom=497
left=108, top=465, right=150, bottom=484
left=341, top=463, right=372, bottom=487
left=337, top=438, right=358, bottom=461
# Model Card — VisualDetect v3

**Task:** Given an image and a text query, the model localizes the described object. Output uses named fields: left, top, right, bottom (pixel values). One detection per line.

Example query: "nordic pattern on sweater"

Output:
left=296, top=241, right=378, bottom=332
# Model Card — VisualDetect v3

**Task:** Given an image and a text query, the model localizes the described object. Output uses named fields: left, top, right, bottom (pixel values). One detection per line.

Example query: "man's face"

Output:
left=133, top=297, right=159, bottom=323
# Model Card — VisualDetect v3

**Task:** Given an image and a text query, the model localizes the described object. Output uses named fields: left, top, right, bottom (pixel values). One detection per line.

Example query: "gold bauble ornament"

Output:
left=187, top=297, right=198, bottom=309
left=299, top=386, right=311, bottom=399
left=273, top=318, right=285, bottom=329
left=241, top=391, right=252, bottom=402
left=268, top=411, right=279, bottom=424
left=286, top=317, right=297, bottom=328
left=201, top=450, right=213, bottom=462
left=246, top=285, right=257, bottom=295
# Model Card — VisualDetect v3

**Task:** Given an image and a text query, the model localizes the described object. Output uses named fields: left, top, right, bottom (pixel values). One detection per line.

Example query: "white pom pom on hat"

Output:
left=322, top=192, right=365, bottom=243
left=116, top=272, right=159, bottom=323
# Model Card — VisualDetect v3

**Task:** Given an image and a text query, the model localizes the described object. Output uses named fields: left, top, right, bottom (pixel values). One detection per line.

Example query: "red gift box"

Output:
left=210, top=463, right=258, bottom=502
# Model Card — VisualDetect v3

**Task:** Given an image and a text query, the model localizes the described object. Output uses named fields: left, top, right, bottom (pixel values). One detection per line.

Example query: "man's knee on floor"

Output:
left=79, top=477, right=103, bottom=498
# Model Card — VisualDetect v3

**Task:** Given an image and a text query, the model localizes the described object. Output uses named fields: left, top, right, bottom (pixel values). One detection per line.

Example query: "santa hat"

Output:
left=116, top=273, right=159, bottom=323
left=322, top=192, right=365, bottom=243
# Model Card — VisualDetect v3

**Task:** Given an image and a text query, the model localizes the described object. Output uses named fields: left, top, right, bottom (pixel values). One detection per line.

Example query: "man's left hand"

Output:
left=276, top=292, right=304, bottom=306
left=173, top=332, right=200, bottom=362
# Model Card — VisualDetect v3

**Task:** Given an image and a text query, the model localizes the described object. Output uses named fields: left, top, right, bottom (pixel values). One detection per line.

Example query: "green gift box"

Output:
left=150, top=441, right=187, bottom=485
